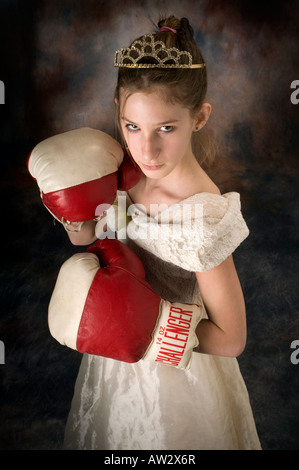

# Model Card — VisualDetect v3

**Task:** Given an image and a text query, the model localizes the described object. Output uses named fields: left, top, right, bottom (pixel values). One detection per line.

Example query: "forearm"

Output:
left=194, top=317, right=246, bottom=357
left=66, top=220, right=97, bottom=246
left=195, top=256, right=247, bottom=357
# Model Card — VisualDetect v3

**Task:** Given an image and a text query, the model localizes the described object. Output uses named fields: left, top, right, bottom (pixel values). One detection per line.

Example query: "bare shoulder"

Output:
left=195, top=165, right=221, bottom=196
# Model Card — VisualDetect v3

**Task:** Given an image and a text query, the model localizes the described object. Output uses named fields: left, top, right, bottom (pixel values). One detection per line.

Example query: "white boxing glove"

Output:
left=27, top=127, right=141, bottom=231
left=48, top=239, right=205, bottom=369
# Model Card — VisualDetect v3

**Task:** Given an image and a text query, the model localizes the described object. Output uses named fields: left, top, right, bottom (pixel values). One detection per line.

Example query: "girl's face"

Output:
left=119, top=90, right=200, bottom=180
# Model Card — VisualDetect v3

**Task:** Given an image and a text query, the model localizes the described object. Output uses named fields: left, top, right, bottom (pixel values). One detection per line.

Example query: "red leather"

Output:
left=117, top=149, right=142, bottom=191
left=87, top=238, right=145, bottom=278
left=76, top=239, right=161, bottom=362
left=42, top=153, right=141, bottom=222
left=42, top=172, right=118, bottom=222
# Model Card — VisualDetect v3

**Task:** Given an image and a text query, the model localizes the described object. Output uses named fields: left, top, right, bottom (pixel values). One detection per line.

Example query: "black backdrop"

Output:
left=0, top=0, right=298, bottom=450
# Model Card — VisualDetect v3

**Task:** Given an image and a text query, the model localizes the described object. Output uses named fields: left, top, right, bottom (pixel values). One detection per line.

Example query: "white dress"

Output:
left=63, top=191, right=261, bottom=450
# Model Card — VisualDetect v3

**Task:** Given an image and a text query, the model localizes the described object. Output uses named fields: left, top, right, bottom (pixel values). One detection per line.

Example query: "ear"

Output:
left=193, top=103, right=212, bottom=132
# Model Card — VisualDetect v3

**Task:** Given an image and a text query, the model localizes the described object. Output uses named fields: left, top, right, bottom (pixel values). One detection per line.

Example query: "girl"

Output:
left=64, top=16, right=261, bottom=450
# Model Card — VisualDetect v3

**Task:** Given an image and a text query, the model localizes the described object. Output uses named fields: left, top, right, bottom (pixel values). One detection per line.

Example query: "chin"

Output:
left=144, top=170, right=167, bottom=180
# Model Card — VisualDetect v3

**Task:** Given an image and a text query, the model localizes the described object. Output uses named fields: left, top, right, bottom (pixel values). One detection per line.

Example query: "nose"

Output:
left=141, top=134, right=160, bottom=162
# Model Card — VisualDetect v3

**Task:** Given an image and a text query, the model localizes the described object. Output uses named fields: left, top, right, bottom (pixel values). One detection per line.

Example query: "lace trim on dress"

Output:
left=121, top=191, right=249, bottom=272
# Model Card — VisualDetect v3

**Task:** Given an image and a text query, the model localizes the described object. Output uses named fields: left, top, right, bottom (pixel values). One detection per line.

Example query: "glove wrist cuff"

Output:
left=143, top=300, right=204, bottom=370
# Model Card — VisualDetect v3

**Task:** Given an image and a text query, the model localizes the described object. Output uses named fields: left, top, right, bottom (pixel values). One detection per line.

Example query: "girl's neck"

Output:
left=129, top=152, right=204, bottom=210
left=129, top=150, right=220, bottom=213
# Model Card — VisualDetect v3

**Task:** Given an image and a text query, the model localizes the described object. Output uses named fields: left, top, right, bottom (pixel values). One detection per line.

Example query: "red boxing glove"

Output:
left=118, top=148, right=142, bottom=191
left=27, top=128, right=141, bottom=230
left=48, top=239, right=205, bottom=369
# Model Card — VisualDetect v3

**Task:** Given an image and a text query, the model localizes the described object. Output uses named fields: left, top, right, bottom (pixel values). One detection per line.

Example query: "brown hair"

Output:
left=114, top=16, right=215, bottom=168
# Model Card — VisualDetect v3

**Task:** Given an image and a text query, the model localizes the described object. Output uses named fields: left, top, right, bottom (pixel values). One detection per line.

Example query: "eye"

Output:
left=160, top=125, right=174, bottom=133
left=126, top=124, right=139, bottom=132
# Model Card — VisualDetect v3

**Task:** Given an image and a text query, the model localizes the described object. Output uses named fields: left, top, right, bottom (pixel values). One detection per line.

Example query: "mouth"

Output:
left=141, top=163, right=164, bottom=171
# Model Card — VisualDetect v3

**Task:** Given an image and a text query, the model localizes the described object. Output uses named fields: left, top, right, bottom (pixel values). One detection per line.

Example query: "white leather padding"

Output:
left=48, top=252, right=100, bottom=350
left=28, top=127, right=124, bottom=193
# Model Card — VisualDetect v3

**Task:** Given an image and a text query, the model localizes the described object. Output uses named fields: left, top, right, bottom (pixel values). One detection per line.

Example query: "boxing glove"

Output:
left=48, top=239, right=205, bottom=369
left=27, top=127, right=141, bottom=231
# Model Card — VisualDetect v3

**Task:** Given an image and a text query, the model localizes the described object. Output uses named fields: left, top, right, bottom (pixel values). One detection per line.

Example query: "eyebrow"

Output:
left=121, top=116, right=179, bottom=126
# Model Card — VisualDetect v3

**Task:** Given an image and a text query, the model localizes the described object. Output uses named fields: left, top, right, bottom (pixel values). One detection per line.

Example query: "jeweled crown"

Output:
left=114, top=34, right=205, bottom=69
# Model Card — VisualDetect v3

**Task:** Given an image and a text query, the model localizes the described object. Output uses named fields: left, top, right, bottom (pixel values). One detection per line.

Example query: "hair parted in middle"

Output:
left=114, top=15, right=215, bottom=168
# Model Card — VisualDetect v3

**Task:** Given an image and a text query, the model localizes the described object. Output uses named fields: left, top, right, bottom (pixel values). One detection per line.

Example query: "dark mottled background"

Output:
left=0, top=0, right=298, bottom=450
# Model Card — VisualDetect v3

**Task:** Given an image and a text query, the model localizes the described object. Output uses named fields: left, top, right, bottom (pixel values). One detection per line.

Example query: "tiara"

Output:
left=114, top=34, right=205, bottom=69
